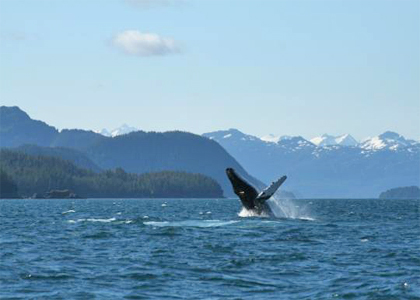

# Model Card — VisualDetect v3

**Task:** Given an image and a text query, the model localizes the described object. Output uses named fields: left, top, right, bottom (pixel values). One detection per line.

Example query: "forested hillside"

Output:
left=0, top=150, right=223, bottom=198
left=15, top=144, right=102, bottom=172
left=0, top=170, right=18, bottom=198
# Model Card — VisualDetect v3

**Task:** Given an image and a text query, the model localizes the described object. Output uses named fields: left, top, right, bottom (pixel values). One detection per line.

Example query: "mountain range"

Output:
left=309, top=134, right=358, bottom=147
left=97, top=124, right=138, bottom=137
left=0, top=106, right=262, bottom=197
left=260, top=133, right=359, bottom=146
left=1, top=106, right=418, bottom=198
left=203, top=129, right=420, bottom=198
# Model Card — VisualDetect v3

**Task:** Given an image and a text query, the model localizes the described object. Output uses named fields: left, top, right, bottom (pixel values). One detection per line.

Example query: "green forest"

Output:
left=0, top=149, right=223, bottom=198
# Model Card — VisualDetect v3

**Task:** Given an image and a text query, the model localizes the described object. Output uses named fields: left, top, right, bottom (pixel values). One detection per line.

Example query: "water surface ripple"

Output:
left=0, top=198, right=419, bottom=299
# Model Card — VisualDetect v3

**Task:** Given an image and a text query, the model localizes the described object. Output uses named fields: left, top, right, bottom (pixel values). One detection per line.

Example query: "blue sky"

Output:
left=0, top=0, right=419, bottom=140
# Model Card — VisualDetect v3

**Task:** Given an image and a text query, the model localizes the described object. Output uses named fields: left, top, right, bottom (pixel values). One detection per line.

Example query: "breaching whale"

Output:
left=226, top=168, right=287, bottom=216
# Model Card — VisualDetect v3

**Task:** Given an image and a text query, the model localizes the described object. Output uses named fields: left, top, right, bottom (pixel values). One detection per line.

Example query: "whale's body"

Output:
left=226, top=168, right=287, bottom=216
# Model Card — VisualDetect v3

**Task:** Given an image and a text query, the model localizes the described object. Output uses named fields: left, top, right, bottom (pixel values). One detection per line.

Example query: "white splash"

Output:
left=62, top=210, right=75, bottom=214
left=237, top=196, right=314, bottom=220
left=238, top=207, right=270, bottom=218
left=267, top=197, right=314, bottom=221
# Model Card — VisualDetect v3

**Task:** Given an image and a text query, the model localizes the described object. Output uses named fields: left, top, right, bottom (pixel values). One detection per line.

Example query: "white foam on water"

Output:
left=62, top=210, right=75, bottom=214
left=67, top=217, right=117, bottom=223
left=87, top=217, right=116, bottom=222
left=144, top=220, right=239, bottom=228
left=161, top=204, right=167, bottom=207
left=238, top=207, right=269, bottom=218
left=298, top=216, right=315, bottom=221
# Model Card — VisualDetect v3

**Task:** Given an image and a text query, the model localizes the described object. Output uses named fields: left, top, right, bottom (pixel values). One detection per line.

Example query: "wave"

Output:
left=67, top=217, right=116, bottom=223
left=144, top=220, right=239, bottom=228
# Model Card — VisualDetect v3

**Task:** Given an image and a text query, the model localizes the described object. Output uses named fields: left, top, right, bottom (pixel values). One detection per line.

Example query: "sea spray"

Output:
left=267, top=196, right=314, bottom=220
left=237, top=195, right=314, bottom=220
left=238, top=207, right=270, bottom=218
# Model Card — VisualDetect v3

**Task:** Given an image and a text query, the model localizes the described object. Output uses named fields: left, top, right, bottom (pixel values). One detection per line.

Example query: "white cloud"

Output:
left=124, top=0, right=185, bottom=9
left=112, top=30, right=180, bottom=57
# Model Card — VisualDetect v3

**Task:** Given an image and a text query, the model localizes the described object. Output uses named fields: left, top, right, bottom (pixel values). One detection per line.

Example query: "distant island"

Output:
left=379, top=186, right=420, bottom=200
left=0, top=149, right=224, bottom=199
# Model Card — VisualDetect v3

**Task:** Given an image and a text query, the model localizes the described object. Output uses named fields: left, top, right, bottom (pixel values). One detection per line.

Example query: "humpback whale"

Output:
left=226, top=168, right=287, bottom=216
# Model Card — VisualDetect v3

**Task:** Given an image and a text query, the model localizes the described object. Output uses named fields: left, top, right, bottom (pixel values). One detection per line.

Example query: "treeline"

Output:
left=0, top=170, right=18, bottom=198
left=15, top=144, right=102, bottom=172
left=379, top=186, right=420, bottom=200
left=0, top=149, right=223, bottom=198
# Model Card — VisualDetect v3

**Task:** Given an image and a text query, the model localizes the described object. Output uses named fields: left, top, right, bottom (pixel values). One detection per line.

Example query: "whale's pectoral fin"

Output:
left=256, top=175, right=287, bottom=202
left=226, top=168, right=259, bottom=209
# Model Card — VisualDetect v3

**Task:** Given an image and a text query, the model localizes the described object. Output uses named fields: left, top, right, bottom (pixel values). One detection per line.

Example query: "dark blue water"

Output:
left=0, top=198, right=419, bottom=299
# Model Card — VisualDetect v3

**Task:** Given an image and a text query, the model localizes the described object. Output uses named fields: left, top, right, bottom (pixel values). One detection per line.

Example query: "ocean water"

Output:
left=0, top=198, right=419, bottom=299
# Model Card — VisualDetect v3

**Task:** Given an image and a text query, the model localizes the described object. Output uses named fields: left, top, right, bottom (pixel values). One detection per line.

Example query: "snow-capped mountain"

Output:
left=203, top=128, right=420, bottom=198
left=276, top=136, right=316, bottom=152
left=335, top=134, right=358, bottom=146
left=98, top=124, right=138, bottom=137
left=99, top=128, right=111, bottom=136
left=310, top=134, right=358, bottom=147
left=262, top=133, right=358, bottom=147
left=204, top=129, right=316, bottom=155
left=205, top=129, right=419, bottom=153
left=260, top=134, right=282, bottom=143
left=204, top=128, right=260, bottom=142
left=360, top=131, right=417, bottom=151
